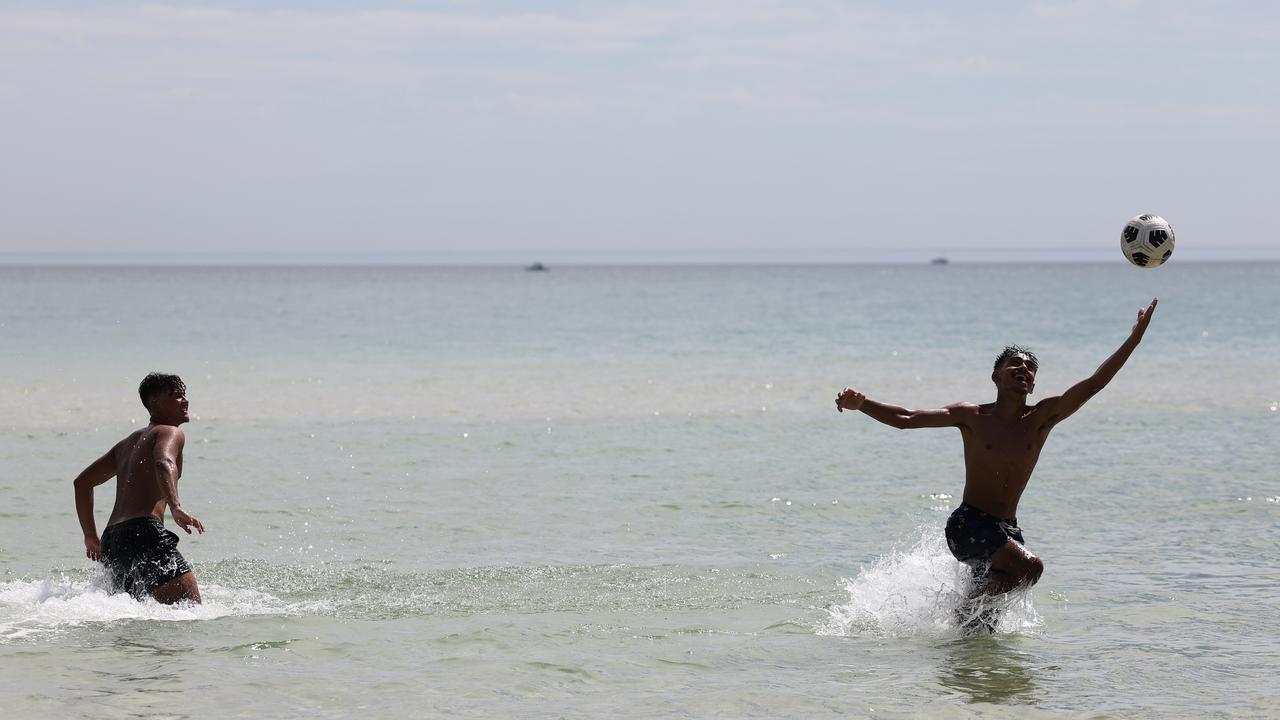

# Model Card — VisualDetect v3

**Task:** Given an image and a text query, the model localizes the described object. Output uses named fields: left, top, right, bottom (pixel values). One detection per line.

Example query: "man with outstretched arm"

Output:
left=835, top=299, right=1157, bottom=629
left=74, top=373, right=205, bottom=604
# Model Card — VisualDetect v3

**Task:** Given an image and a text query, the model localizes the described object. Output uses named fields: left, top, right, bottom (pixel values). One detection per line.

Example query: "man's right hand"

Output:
left=172, top=507, right=205, bottom=535
left=84, top=535, right=102, bottom=562
left=836, top=387, right=865, bottom=413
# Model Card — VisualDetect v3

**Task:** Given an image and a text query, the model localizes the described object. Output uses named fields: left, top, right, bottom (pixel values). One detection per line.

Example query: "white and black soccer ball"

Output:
left=1120, top=214, right=1175, bottom=268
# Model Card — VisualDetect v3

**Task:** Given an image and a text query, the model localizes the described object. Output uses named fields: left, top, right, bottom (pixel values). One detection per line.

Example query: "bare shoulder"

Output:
left=1030, top=396, right=1067, bottom=423
left=944, top=402, right=981, bottom=416
left=113, top=428, right=146, bottom=449
left=1031, top=396, right=1062, bottom=413
left=944, top=402, right=981, bottom=426
left=151, top=425, right=187, bottom=444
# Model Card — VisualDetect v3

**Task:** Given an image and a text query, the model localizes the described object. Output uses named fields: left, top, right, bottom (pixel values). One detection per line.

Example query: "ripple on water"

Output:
left=177, top=558, right=831, bottom=621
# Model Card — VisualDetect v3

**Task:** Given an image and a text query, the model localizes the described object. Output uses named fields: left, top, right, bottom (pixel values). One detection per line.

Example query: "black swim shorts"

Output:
left=945, top=503, right=1025, bottom=570
left=100, top=516, right=193, bottom=599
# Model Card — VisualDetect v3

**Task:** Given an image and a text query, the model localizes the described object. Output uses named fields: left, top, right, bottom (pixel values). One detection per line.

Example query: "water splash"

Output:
left=0, top=570, right=296, bottom=641
left=818, top=525, right=1042, bottom=639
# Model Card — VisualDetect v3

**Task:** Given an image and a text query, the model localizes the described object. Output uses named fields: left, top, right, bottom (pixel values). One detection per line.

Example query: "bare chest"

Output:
left=964, top=414, right=1051, bottom=459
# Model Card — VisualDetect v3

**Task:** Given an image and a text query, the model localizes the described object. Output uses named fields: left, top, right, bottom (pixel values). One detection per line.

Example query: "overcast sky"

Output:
left=2, top=1, right=1277, bottom=261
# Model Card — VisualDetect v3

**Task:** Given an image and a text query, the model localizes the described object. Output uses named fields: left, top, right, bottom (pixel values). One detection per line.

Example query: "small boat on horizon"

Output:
left=930, top=257, right=949, bottom=265
left=525, top=261, right=548, bottom=272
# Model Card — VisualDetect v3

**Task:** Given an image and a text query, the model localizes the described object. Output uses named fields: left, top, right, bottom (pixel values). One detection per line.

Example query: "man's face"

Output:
left=149, top=389, right=190, bottom=424
left=994, top=353, right=1037, bottom=395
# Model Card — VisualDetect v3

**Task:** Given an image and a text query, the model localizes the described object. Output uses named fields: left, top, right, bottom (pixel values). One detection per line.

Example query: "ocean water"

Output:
left=0, top=263, right=1277, bottom=718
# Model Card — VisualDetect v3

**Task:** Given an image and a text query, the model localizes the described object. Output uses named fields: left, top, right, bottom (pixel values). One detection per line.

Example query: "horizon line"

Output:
left=1, top=248, right=1278, bottom=267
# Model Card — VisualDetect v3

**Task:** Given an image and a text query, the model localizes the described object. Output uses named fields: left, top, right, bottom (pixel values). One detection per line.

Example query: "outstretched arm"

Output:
left=1046, top=297, right=1158, bottom=425
left=73, top=450, right=117, bottom=561
left=836, top=388, right=973, bottom=429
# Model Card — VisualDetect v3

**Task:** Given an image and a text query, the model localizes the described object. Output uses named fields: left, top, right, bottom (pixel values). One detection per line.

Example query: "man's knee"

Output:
left=991, top=541, right=1044, bottom=587
left=1022, top=555, right=1045, bottom=586
left=152, top=572, right=201, bottom=605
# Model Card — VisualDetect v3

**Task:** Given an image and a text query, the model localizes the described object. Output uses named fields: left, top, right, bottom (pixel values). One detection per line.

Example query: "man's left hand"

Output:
left=1132, top=297, right=1158, bottom=340
left=172, top=507, right=205, bottom=535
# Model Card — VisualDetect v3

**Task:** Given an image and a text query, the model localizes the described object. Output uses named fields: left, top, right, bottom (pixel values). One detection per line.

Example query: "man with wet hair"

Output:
left=992, top=345, right=1038, bottom=377
left=836, top=299, right=1157, bottom=631
left=73, top=372, right=205, bottom=603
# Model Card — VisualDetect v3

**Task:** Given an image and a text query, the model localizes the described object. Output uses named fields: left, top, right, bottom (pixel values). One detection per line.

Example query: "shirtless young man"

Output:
left=73, top=373, right=205, bottom=604
left=836, top=299, right=1157, bottom=622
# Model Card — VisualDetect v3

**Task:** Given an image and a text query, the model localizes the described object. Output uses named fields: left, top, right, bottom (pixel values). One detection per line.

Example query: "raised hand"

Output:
left=836, top=387, right=865, bottom=413
left=1132, top=297, right=1158, bottom=340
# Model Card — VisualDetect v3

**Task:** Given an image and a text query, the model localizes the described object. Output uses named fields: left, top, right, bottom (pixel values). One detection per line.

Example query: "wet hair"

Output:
left=993, top=346, right=1038, bottom=373
left=138, top=372, right=186, bottom=411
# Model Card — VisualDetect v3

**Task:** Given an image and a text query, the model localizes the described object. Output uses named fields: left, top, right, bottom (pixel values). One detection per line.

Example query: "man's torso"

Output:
left=957, top=401, right=1056, bottom=518
left=106, top=427, right=182, bottom=527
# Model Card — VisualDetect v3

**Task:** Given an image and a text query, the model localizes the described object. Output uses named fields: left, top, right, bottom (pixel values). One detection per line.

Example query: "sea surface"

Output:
left=1, top=263, right=1277, bottom=719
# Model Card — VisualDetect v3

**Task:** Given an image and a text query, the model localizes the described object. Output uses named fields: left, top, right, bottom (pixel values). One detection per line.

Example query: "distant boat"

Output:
left=525, top=262, right=548, bottom=272
left=930, top=257, right=949, bottom=265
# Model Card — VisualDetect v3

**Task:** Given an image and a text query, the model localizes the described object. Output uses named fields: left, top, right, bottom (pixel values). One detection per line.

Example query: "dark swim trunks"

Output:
left=945, top=503, right=1025, bottom=572
left=100, top=517, right=192, bottom=599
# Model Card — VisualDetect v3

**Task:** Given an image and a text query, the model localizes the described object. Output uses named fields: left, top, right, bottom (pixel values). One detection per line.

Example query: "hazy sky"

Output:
left=2, top=1, right=1277, bottom=260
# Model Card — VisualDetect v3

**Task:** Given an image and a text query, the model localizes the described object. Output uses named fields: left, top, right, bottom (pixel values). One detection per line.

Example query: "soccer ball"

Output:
left=1120, top=214, right=1175, bottom=268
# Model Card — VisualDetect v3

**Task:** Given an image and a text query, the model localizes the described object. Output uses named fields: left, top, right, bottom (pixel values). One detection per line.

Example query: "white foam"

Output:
left=0, top=571, right=297, bottom=641
left=818, top=525, right=1042, bottom=639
